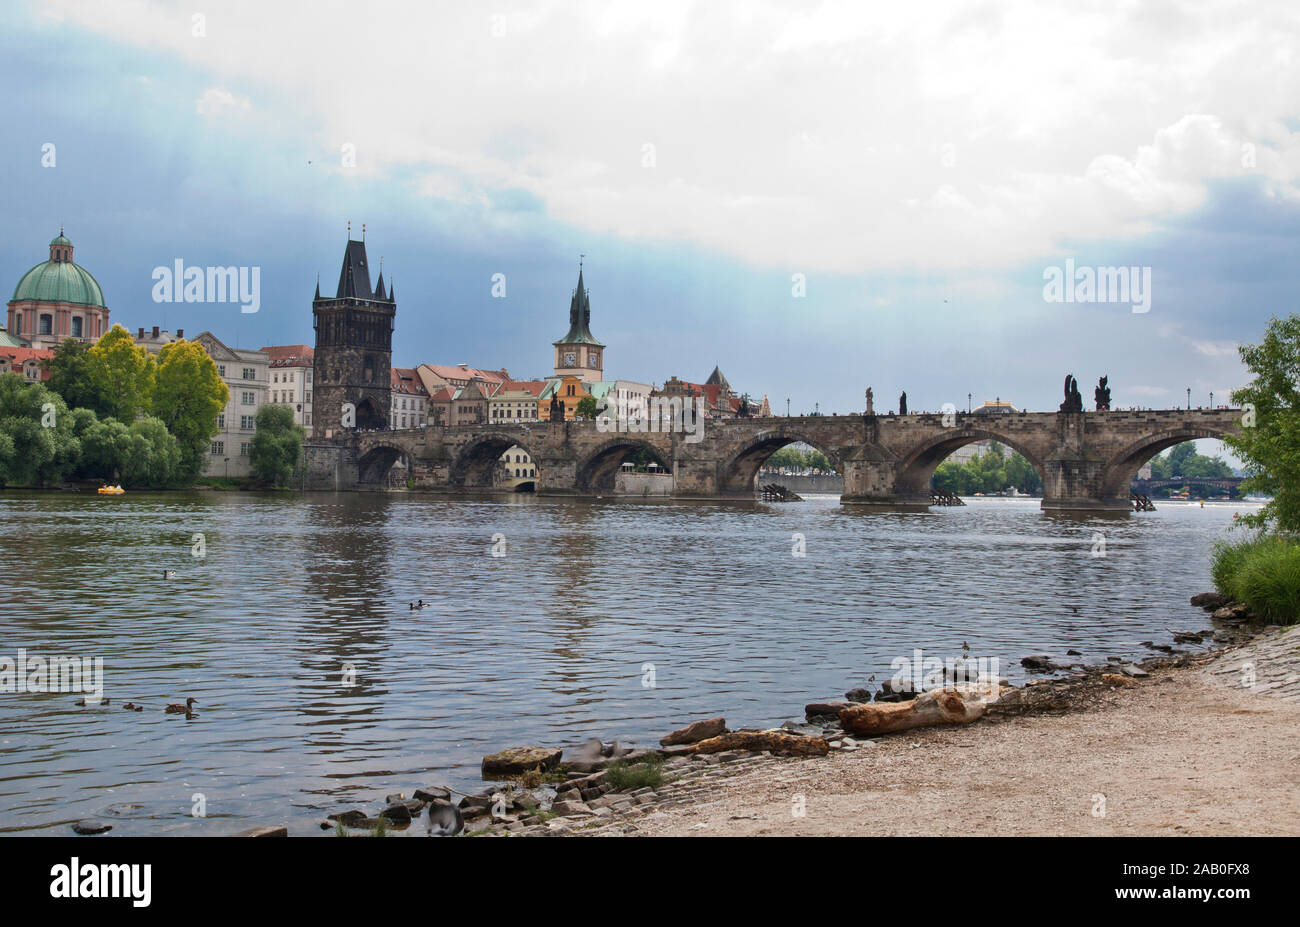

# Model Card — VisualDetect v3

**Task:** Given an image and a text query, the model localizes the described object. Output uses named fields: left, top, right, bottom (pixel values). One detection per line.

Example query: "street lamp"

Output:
left=1186, top=387, right=1191, bottom=410
left=1210, top=391, right=1214, bottom=409
left=224, top=457, right=230, bottom=479
left=786, top=397, right=790, bottom=418
left=968, top=392, right=971, bottom=414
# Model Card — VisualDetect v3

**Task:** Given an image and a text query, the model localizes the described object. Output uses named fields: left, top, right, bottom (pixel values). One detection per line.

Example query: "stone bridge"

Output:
left=301, top=408, right=1243, bottom=512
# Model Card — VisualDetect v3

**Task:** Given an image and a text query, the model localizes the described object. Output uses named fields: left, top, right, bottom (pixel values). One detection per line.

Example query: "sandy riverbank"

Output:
left=577, top=626, right=1300, bottom=837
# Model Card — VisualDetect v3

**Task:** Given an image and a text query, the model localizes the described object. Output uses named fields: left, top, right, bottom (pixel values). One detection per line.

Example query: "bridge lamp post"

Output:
left=1210, top=391, right=1214, bottom=409
left=968, top=393, right=971, bottom=414
left=786, top=397, right=790, bottom=418
left=1186, top=387, right=1191, bottom=410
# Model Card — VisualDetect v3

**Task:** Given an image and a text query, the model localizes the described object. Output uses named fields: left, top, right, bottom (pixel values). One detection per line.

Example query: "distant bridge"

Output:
left=301, top=407, right=1243, bottom=513
left=1132, top=476, right=1245, bottom=497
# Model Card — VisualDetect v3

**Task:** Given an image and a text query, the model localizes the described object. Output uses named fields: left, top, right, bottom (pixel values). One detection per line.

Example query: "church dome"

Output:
left=9, top=232, right=107, bottom=309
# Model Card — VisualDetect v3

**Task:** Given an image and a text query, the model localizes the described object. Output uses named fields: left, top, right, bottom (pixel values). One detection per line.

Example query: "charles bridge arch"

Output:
left=309, top=408, right=1243, bottom=512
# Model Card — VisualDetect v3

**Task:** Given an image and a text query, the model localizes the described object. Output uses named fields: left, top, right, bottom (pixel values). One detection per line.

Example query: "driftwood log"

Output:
left=838, top=686, right=992, bottom=736
left=687, top=730, right=829, bottom=757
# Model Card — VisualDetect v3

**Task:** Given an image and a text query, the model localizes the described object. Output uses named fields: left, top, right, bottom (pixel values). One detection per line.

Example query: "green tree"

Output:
left=0, top=374, right=81, bottom=487
left=86, top=325, right=155, bottom=423
left=153, top=339, right=228, bottom=483
left=574, top=395, right=599, bottom=420
left=43, top=338, right=110, bottom=415
left=250, top=404, right=304, bottom=487
left=121, top=417, right=183, bottom=487
left=1226, top=314, right=1300, bottom=531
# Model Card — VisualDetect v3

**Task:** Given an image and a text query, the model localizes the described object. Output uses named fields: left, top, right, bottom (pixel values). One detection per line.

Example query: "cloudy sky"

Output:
left=3, top=1, right=1298, bottom=439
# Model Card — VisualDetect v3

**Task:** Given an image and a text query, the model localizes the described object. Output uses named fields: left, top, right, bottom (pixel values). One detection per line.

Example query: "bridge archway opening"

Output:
left=355, top=398, right=385, bottom=431
left=577, top=440, right=672, bottom=493
left=451, top=436, right=541, bottom=490
left=896, top=431, right=1045, bottom=501
left=357, top=445, right=404, bottom=485
left=1100, top=430, right=1235, bottom=500
left=722, top=434, right=841, bottom=495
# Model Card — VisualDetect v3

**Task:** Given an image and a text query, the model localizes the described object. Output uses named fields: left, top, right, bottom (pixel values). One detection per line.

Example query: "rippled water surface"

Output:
left=0, top=490, right=1256, bottom=835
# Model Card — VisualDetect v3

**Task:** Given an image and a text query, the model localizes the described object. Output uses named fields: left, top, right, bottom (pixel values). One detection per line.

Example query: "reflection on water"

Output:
left=0, top=490, right=1255, bottom=835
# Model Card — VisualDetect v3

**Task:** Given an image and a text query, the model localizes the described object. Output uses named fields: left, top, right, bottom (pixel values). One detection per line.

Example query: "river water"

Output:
left=0, top=490, right=1258, bottom=835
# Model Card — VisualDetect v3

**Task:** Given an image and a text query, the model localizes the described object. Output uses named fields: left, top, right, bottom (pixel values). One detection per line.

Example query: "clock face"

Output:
left=564, top=352, right=576, bottom=367
left=590, top=352, right=599, bottom=366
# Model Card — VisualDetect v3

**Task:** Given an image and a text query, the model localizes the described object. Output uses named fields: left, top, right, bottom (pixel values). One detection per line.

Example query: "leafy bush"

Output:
left=1211, top=535, right=1300, bottom=624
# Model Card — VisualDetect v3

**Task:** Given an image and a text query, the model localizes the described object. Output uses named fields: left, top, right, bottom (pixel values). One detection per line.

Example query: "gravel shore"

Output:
left=572, top=625, right=1300, bottom=837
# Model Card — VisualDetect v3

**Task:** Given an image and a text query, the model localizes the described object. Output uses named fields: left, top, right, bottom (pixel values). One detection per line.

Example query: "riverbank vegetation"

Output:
left=1211, top=535, right=1300, bottom=624
left=932, top=442, right=1042, bottom=495
left=764, top=444, right=836, bottom=474
left=1213, top=314, right=1300, bottom=624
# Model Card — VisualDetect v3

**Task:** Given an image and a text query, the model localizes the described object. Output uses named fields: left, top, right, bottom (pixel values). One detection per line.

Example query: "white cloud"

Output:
left=195, top=87, right=250, bottom=117
left=47, top=0, right=1300, bottom=273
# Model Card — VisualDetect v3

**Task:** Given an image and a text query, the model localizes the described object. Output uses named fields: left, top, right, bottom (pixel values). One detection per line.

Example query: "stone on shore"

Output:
left=482, top=746, right=562, bottom=779
left=660, top=717, right=728, bottom=746
left=231, top=825, right=288, bottom=837
left=805, top=700, right=855, bottom=718
left=844, top=687, right=873, bottom=703
left=839, top=687, right=989, bottom=736
left=1101, top=673, right=1137, bottom=687
left=72, top=820, right=112, bottom=835
left=1190, top=592, right=1229, bottom=609
left=690, top=730, right=830, bottom=757
left=327, top=809, right=369, bottom=826
left=1021, top=655, right=1057, bottom=672
left=551, top=798, right=595, bottom=816
left=413, top=786, right=450, bottom=803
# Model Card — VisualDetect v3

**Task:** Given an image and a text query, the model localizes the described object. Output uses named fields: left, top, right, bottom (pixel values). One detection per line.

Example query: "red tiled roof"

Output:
left=0, top=346, right=54, bottom=379
left=421, top=363, right=510, bottom=385
left=262, top=344, right=314, bottom=365
left=499, top=379, right=548, bottom=397
left=391, top=367, right=429, bottom=396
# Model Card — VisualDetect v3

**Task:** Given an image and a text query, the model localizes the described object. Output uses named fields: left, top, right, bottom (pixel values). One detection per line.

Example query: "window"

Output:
left=240, top=415, right=254, bottom=430
left=218, top=364, right=226, bottom=377
left=210, top=441, right=224, bottom=455
left=71, top=317, right=83, bottom=337
left=305, top=413, right=311, bottom=426
left=243, top=368, right=256, bottom=380
left=217, top=414, right=226, bottom=429
left=242, top=392, right=255, bottom=405
left=39, top=314, right=53, bottom=335
left=273, top=373, right=279, bottom=384
left=240, top=443, right=250, bottom=456
left=289, top=372, right=294, bottom=383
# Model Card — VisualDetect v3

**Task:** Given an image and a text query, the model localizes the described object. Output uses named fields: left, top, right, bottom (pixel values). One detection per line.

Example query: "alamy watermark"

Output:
left=596, top=395, right=705, bottom=443
left=890, top=648, right=1000, bottom=696
left=1, top=649, right=103, bottom=700
left=1043, top=259, right=1151, bottom=314
left=152, top=260, right=261, bottom=313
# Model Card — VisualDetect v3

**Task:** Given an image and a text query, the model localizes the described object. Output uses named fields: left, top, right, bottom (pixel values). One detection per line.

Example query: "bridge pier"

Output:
left=1040, top=456, right=1130, bottom=512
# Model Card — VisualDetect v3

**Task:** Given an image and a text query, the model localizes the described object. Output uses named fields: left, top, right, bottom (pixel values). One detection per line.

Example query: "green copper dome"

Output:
left=10, top=233, right=106, bottom=308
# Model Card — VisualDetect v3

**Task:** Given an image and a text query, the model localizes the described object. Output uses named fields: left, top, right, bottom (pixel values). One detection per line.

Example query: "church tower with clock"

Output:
left=552, top=262, right=604, bottom=382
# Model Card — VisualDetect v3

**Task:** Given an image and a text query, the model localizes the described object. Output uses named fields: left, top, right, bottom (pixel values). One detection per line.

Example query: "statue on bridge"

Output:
left=865, top=387, right=874, bottom=415
left=899, top=391, right=907, bottom=415
left=1094, top=375, right=1111, bottom=411
left=549, top=394, right=564, bottom=422
left=1059, top=374, right=1083, bottom=413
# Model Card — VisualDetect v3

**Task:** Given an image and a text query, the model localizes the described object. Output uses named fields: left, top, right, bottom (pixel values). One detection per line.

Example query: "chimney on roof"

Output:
left=458, top=363, right=468, bottom=369
left=138, top=327, right=145, bottom=339
left=152, top=326, right=160, bottom=338
left=176, top=329, right=183, bottom=338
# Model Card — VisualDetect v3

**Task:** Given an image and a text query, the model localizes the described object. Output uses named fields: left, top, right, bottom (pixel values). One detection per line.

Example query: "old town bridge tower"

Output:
left=311, top=232, right=396, bottom=437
